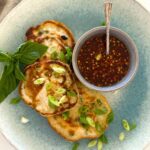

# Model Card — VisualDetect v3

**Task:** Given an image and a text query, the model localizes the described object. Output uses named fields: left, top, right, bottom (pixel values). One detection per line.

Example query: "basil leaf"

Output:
left=15, top=61, right=25, bottom=81
left=16, top=41, right=48, bottom=64
left=10, top=97, right=21, bottom=104
left=5, top=62, right=14, bottom=75
left=0, top=66, right=18, bottom=103
left=0, top=52, right=12, bottom=62
left=72, top=143, right=79, bottom=150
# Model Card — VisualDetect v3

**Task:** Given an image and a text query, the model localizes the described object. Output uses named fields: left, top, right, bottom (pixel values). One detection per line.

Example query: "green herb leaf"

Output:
left=56, top=87, right=66, bottom=94
left=65, top=47, right=72, bottom=64
left=62, top=111, right=69, bottom=120
left=119, top=132, right=125, bottom=141
left=15, top=61, right=25, bottom=81
left=99, top=134, right=108, bottom=144
left=5, top=63, right=14, bottom=75
left=101, top=21, right=106, bottom=26
left=10, top=97, right=21, bottom=104
left=0, top=52, right=12, bottom=62
left=16, top=41, right=48, bottom=65
left=0, top=67, right=18, bottom=103
left=97, top=139, right=103, bottom=150
left=72, top=143, right=79, bottom=150
left=87, top=140, right=97, bottom=148
left=67, top=90, right=77, bottom=97
left=107, top=111, right=114, bottom=124
left=122, top=119, right=130, bottom=131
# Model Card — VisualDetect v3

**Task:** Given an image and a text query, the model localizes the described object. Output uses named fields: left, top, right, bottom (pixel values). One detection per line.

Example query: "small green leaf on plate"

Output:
left=58, top=51, right=66, bottom=62
left=15, top=61, right=25, bottom=81
left=94, top=107, right=107, bottom=115
left=10, top=97, right=21, bottom=104
left=87, top=140, right=97, bottom=148
left=99, top=134, right=108, bottom=144
left=72, top=142, right=79, bottom=150
left=119, top=132, right=125, bottom=141
left=0, top=52, right=12, bottom=62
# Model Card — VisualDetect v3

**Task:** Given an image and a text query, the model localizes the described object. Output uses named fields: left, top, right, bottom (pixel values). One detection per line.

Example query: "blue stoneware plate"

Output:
left=0, top=0, right=150, bottom=150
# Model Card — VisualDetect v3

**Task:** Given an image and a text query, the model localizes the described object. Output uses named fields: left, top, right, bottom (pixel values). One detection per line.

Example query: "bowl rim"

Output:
left=72, top=26, right=139, bottom=92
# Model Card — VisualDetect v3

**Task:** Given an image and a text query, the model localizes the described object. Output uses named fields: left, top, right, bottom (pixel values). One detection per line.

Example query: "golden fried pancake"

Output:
left=26, top=20, right=75, bottom=48
left=19, top=60, right=78, bottom=116
left=47, top=82, right=112, bottom=141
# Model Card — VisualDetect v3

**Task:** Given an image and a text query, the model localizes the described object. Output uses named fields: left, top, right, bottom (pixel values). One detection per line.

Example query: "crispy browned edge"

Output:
left=26, top=20, right=75, bottom=48
left=19, top=60, right=79, bottom=117
left=47, top=94, right=111, bottom=141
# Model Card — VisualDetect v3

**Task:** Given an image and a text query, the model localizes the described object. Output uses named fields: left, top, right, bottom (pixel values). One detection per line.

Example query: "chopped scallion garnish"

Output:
left=119, top=132, right=125, bottom=141
left=87, top=140, right=97, bottom=148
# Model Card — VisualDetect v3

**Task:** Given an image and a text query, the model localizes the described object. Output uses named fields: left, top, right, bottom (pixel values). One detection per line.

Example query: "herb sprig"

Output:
left=0, top=41, right=48, bottom=103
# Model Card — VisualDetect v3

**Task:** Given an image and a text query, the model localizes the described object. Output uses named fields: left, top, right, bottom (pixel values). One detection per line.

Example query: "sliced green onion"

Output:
left=86, top=117, right=95, bottom=128
left=97, top=99, right=102, bottom=105
left=94, top=107, right=107, bottom=115
left=51, top=65, right=66, bottom=74
left=62, top=111, right=69, bottom=120
left=87, top=140, right=97, bottom=148
left=67, top=90, right=77, bottom=97
left=122, top=119, right=130, bottom=131
left=48, top=95, right=60, bottom=107
left=95, top=122, right=102, bottom=132
left=58, top=51, right=66, bottom=62
left=56, top=87, right=66, bottom=94
left=72, top=142, right=79, bottom=150
left=130, top=123, right=137, bottom=131
left=79, top=114, right=88, bottom=125
left=59, top=95, right=68, bottom=104
left=119, top=132, right=125, bottom=141
left=50, top=51, right=58, bottom=60
left=79, top=105, right=89, bottom=114
left=99, top=134, right=108, bottom=144
left=107, top=111, right=114, bottom=124
left=97, top=139, right=103, bottom=150
left=46, top=82, right=52, bottom=91
left=34, top=77, right=45, bottom=85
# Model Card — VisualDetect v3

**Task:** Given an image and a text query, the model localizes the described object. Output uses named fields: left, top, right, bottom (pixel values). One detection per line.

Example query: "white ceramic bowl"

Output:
left=72, top=26, right=139, bottom=92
